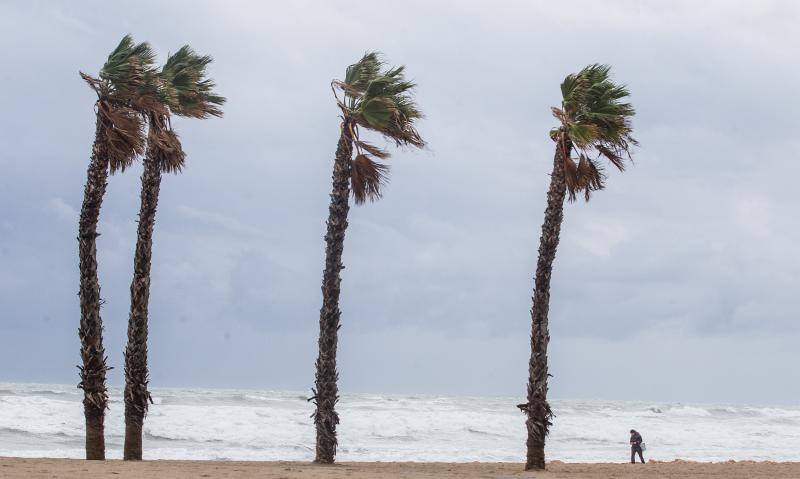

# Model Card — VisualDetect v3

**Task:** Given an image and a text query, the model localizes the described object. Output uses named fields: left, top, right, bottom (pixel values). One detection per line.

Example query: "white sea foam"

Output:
left=1, top=382, right=798, bottom=462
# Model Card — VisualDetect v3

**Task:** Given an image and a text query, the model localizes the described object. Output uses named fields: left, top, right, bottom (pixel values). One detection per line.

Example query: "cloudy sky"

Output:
left=1, top=0, right=799, bottom=405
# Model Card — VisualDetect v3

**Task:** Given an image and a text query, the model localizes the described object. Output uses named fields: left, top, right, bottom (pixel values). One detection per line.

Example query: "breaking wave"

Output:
left=1, top=382, right=799, bottom=462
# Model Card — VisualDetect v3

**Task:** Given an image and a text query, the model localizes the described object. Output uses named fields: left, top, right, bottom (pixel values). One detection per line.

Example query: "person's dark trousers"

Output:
left=631, top=445, right=645, bottom=463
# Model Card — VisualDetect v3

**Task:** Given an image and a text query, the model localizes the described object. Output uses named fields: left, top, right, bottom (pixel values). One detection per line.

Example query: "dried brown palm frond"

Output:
left=596, top=142, right=629, bottom=171
left=350, top=154, right=389, bottom=204
left=132, top=90, right=169, bottom=118
left=93, top=93, right=146, bottom=173
left=80, top=71, right=105, bottom=95
left=146, top=120, right=186, bottom=174
left=574, top=154, right=605, bottom=201
left=562, top=154, right=579, bottom=197
left=355, top=140, right=389, bottom=159
left=561, top=150, right=606, bottom=202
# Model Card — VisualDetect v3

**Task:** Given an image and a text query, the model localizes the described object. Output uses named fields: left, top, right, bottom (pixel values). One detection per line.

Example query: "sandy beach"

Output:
left=2, top=458, right=799, bottom=479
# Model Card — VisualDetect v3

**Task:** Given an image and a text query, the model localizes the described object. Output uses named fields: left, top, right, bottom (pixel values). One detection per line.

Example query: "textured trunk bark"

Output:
left=78, top=115, right=111, bottom=461
left=84, top=412, right=105, bottom=460
left=522, top=135, right=570, bottom=470
left=312, top=119, right=354, bottom=464
left=123, top=135, right=161, bottom=461
left=124, top=421, right=143, bottom=461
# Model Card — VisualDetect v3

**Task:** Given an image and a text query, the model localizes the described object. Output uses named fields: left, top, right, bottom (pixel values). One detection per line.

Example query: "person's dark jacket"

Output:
left=630, top=432, right=643, bottom=447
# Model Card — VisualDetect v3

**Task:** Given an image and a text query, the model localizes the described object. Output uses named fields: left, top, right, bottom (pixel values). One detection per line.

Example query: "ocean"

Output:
left=1, top=382, right=798, bottom=462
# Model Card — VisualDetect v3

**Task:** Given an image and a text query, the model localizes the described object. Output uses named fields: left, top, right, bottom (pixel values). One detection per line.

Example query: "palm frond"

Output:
left=386, top=95, right=424, bottom=147
left=81, top=37, right=156, bottom=174
left=575, top=155, right=605, bottom=201
left=97, top=99, right=146, bottom=173
left=350, top=154, right=389, bottom=204
left=334, top=52, right=425, bottom=149
left=80, top=71, right=105, bottom=97
left=596, top=143, right=626, bottom=171
left=356, top=140, right=390, bottom=159
left=147, top=118, right=186, bottom=174
left=555, top=64, right=636, bottom=196
left=161, top=45, right=225, bottom=119
left=566, top=123, right=600, bottom=148
left=562, top=156, right=579, bottom=199
left=358, top=97, right=394, bottom=129
left=99, top=35, right=157, bottom=98
left=344, top=52, right=382, bottom=92
left=563, top=153, right=605, bottom=202
left=332, top=53, right=424, bottom=206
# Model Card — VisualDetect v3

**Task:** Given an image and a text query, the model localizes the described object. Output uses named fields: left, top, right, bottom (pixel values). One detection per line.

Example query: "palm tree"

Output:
left=122, top=46, right=224, bottom=461
left=77, top=35, right=154, bottom=460
left=518, top=64, right=636, bottom=470
left=311, top=53, right=425, bottom=464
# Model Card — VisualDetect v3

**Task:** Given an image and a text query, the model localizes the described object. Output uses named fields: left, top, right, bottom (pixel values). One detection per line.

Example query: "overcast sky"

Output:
left=1, top=0, right=799, bottom=405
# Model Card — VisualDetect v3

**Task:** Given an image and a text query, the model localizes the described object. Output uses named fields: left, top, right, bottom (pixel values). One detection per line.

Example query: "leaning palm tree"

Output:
left=518, top=64, right=636, bottom=470
left=78, top=35, right=155, bottom=460
left=122, top=46, right=224, bottom=461
left=311, top=53, right=425, bottom=464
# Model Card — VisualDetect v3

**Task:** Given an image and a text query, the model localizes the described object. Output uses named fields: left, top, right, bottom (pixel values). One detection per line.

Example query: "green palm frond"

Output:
left=161, top=45, right=226, bottom=119
left=558, top=64, right=636, bottom=151
left=99, top=34, right=157, bottom=98
left=554, top=64, right=636, bottom=201
left=344, top=52, right=382, bottom=93
left=334, top=52, right=425, bottom=149
left=139, top=44, right=224, bottom=174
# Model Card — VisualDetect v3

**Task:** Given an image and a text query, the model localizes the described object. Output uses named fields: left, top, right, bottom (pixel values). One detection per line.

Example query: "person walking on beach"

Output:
left=630, top=429, right=645, bottom=464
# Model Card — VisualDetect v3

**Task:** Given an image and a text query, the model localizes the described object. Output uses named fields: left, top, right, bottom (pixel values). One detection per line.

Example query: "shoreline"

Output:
left=2, top=457, right=800, bottom=478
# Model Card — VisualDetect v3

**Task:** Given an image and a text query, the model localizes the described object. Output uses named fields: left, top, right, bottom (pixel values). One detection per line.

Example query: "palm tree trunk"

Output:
left=312, top=119, right=354, bottom=464
left=521, top=135, right=571, bottom=470
left=78, top=116, right=111, bottom=461
left=123, top=143, right=160, bottom=461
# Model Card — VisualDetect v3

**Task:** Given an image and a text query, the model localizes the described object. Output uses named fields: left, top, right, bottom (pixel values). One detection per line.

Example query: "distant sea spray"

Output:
left=1, top=383, right=799, bottom=462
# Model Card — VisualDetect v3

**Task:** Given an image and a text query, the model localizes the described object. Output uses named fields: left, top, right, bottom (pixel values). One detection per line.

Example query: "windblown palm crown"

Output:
left=332, top=52, right=425, bottom=204
left=161, top=46, right=225, bottom=119
left=80, top=35, right=157, bottom=173
left=551, top=64, right=636, bottom=200
left=143, top=46, right=227, bottom=174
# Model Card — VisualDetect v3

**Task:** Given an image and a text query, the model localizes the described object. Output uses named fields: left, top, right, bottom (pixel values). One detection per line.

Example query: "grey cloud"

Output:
left=1, top=0, right=799, bottom=403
